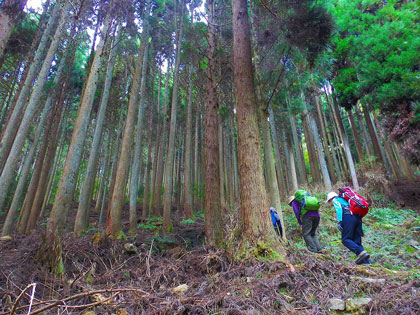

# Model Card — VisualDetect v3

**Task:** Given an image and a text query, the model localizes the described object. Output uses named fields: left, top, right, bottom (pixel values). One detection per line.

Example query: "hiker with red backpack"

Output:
left=289, top=190, right=323, bottom=253
left=327, top=187, right=370, bottom=265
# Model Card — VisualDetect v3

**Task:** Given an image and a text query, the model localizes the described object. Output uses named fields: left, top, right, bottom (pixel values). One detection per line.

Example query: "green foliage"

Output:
left=181, top=218, right=195, bottom=224
left=193, top=209, right=205, bottom=219
left=138, top=223, right=158, bottom=230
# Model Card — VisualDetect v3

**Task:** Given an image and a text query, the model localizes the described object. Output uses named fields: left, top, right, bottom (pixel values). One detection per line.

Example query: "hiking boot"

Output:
left=355, top=251, right=370, bottom=265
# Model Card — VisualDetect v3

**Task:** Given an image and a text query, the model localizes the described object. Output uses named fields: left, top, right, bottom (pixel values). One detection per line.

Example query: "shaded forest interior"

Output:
left=0, top=0, right=420, bottom=314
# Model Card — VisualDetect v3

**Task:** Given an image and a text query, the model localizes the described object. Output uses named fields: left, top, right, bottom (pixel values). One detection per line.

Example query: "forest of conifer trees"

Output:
left=0, top=0, right=419, bottom=314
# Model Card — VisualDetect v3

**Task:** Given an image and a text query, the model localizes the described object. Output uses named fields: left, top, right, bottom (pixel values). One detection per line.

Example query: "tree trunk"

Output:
left=0, top=2, right=61, bottom=169
left=142, top=96, right=155, bottom=217
left=1, top=96, right=50, bottom=236
left=301, top=112, right=321, bottom=184
left=289, top=114, right=307, bottom=185
left=314, top=94, right=336, bottom=183
left=355, top=103, right=373, bottom=158
left=204, top=0, right=223, bottom=246
left=74, top=25, right=120, bottom=236
left=232, top=0, right=280, bottom=250
left=0, top=4, right=69, bottom=213
left=153, top=52, right=172, bottom=217
left=372, top=112, right=402, bottom=179
left=259, top=108, right=286, bottom=240
left=329, top=94, right=359, bottom=189
left=0, top=0, right=28, bottom=58
left=108, top=3, right=151, bottom=236
left=47, top=14, right=111, bottom=237
left=346, top=108, right=364, bottom=163
left=163, top=2, right=184, bottom=232
left=128, top=48, right=151, bottom=232
left=183, top=65, right=194, bottom=219
left=360, top=105, right=384, bottom=164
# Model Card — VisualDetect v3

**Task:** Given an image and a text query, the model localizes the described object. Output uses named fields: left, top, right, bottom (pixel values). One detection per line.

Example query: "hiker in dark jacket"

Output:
left=288, top=195, right=322, bottom=253
left=270, top=207, right=283, bottom=237
left=327, top=192, right=370, bottom=264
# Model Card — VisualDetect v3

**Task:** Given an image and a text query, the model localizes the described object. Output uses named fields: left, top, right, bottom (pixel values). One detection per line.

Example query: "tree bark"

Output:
left=0, top=0, right=28, bottom=58
left=0, top=3, right=69, bottom=211
left=360, top=105, right=384, bottom=164
left=289, top=114, right=307, bottom=185
left=74, top=25, right=121, bottom=236
left=346, top=108, right=364, bottom=163
left=183, top=65, right=194, bottom=219
left=204, top=0, right=223, bottom=246
left=0, top=2, right=61, bottom=169
left=163, top=2, right=184, bottom=232
left=232, top=0, right=280, bottom=250
left=142, top=96, right=155, bottom=217
left=47, top=13, right=111, bottom=237
left=108, top=2, right=152, bottom=236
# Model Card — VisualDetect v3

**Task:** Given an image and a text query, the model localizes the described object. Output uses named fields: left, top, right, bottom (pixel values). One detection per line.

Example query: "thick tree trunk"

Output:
left=204, top=0, right=223, bottom=246
left=284, top=126, right=298, bottom=193
left=74, top=25, right=120, bottom=236
left=163, top=3, right=184, bottom=232
left=108, top=3, right=151, bottom=236
left=232, top=0, right=280, bottom=250
left=0, top=2, right=61, bottom=169
left=47, top=14, right=111, bottom=237
left=183, top=65, right=194, bottom=219
left=218, top=119, right=226, bottom=207
left=0, top=3, right=69, bottom=210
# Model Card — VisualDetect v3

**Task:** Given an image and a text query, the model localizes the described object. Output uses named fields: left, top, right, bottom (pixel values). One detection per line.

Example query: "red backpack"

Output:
left=338, top=186, right=370, bottom=217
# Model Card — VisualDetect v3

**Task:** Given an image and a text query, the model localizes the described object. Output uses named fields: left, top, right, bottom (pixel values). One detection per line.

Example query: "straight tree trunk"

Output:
left=163, top=2, right=184, bottom=232
left=329, top=93, right=359, bottom=189
left=301, top=112, right=321, bottom=184
left=284, top=126, right=298, bottom=193
left=360, top=105, right=384, bottom=164
left=258, top=108, right=286, bottom=240
left=74, top=25, right=120, bottom=236
left=183, top=65, right=194, bottom=219
left=0, top=3, right=69, bottom=211
left=289, top=114, right=307, bottom=185
left=108, top=3, right=152, bottom=236
left=128, top=46, right=150, bottom=231
left=142, top=96, right=155, bottom=217
left=314, top=94, right=336, bottom=183
left=47, top=14, right=111, bottom=237
left=355, top=103, right=373, bottom=158
left=204, top=0, right=223, bottom=246
left=232, top=0, right=280, bottom=250
left=193, top=105, right=200, bottom=208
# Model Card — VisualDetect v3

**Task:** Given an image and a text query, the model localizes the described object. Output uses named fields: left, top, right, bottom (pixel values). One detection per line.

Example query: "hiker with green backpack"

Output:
left=288, top=190, right=323, bottom=253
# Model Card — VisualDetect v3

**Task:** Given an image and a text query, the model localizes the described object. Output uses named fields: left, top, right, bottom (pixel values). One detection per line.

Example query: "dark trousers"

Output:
left=302, top=216, right=322, bottom=253
left=341, top=213, right=368, bottom=259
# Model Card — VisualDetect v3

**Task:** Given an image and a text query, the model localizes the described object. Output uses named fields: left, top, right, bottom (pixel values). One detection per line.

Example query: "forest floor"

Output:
left=0, top=182, right=420, bottom=314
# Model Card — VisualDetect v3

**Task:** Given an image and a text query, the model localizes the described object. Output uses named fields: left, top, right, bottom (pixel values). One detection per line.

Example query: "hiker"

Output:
left=288, top=192, right=322, bottom=253
left=270, top=207, right=283, bottom=237
left=327, top=191, right=370, bottom=264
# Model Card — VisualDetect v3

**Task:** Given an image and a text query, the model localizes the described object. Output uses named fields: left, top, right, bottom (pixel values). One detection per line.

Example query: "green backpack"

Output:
left=295, top=190, right=320, bottom=215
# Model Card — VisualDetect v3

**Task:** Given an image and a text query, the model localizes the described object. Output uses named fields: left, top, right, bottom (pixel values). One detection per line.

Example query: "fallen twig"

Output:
left=9, top=283, right=36, bottom=315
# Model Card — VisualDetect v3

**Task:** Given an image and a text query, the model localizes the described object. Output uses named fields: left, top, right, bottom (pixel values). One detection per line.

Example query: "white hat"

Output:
left=287, top=196, right=295, bottom=205
left=269, top=207, right=275, bottom=211
left=326, top=192, right=338, bottom=202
